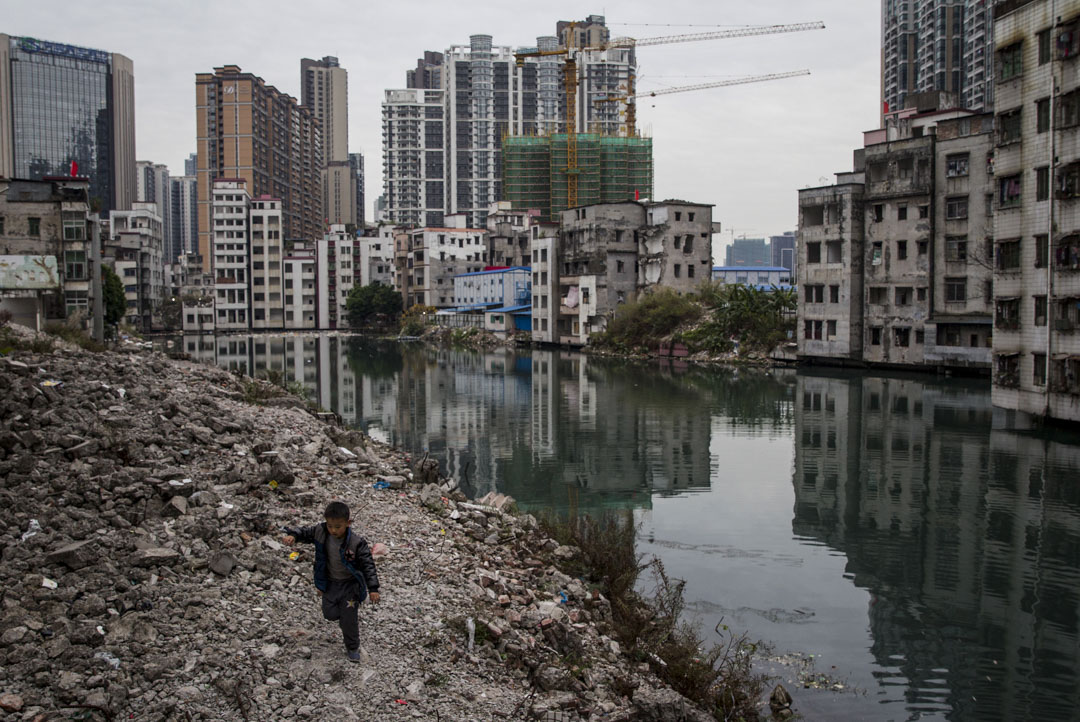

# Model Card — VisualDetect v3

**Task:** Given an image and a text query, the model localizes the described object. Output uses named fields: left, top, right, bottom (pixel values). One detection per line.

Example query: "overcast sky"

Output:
left=8, top=0, right=880, bottom=243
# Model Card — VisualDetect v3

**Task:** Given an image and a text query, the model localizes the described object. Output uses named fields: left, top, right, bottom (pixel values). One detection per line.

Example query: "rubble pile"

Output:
left=0, top=345, right=717, bottom=721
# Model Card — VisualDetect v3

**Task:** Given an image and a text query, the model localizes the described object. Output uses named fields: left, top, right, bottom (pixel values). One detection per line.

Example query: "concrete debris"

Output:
left=0, top=345, right=717, bottom=721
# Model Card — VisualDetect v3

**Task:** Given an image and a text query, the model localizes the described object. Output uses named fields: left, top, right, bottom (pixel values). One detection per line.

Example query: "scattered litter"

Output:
left=372, top=480, right=390, bottom=490
left=395, top=699, right=408, bottom=705
left=40, top=379, right=63, bottom=388
left=338, top=447, right=356, bottom=457
left=289, top=551, right=300, bottom=561
left=20, top=519, right=41, bottom=541
left=93, top=650, right=121, bottom=670
left=559, top=591, right=568, bottom=604
left=117, top=388, right=126, bottom=398
left=466, top=617, right=476, bottom=652
left=268, top=480, right=279, bottom=490
left=41, top=578, right=58, bottom=589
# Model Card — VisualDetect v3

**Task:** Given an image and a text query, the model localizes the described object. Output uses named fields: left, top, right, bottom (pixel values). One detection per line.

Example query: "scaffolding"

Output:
left=501, top=134, right=654, bottom=222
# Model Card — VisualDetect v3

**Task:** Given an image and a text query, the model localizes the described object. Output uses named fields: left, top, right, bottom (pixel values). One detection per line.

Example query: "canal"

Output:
left=178, top=333, right=1080, bottom=721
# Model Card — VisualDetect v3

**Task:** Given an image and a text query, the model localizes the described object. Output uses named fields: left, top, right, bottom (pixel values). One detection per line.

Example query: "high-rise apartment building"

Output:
left=881, top=1, right=995, bottom=118
left=301, top=56, right=348, bottom=166
left=136, top=161, right=175, bottom=261
left=170, top=175, right=197, bottom=257
left=382, top=19, right=636, bottom=230
left=382, top=87, right=446, bottom=227
left=407, top=51, right=444, bottom=90
left=349, top=152, right=365, bottom=227
left=990, top=0, right=1080, bottom=426
left=302, top=57, right=355, bottom=228
left=195, top=65, right=322, bottom=271
left=184, top=153, right=197, bottom=177
left=108, top=201, right=164, bottom=330
left=0, top=34, right=135, bottom=212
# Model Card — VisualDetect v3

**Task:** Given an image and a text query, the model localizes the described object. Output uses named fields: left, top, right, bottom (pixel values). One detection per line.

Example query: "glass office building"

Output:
left=1, top=34, right=134, bottom=212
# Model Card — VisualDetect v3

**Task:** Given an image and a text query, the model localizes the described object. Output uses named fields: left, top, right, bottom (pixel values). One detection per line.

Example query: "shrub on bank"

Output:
left=539, top=510, right=771, bottom=720
left=592, top=287, right=701, bottom=351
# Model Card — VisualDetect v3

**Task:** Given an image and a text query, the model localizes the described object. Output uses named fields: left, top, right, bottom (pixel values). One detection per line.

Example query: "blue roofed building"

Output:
left=711, top=265, right=793, bottom=290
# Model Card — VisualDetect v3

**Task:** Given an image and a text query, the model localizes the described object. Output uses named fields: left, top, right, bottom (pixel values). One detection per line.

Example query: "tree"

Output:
left=101, top=265, right=126, bottom=326
left=345, top=282, right=402, bottom=328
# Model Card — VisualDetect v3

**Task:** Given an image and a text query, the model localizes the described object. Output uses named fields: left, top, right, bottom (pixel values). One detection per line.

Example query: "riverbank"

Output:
left=0, top=330, right=766, bottom=721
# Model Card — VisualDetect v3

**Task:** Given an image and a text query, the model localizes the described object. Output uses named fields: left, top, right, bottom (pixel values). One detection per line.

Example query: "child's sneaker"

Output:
left=346, top=648, right=362, bottom=663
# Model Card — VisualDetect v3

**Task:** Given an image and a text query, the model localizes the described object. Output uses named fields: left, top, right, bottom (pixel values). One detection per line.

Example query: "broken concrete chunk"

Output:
left=45, top=539, right=97, bottom=570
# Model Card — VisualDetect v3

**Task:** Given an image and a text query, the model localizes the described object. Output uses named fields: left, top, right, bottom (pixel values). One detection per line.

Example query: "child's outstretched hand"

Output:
left=369, top=592, right=381, bottom=604
left=282, top=535, right=295, bottom=545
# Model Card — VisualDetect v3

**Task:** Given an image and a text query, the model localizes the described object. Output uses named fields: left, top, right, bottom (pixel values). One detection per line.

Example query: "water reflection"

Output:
left=793, top=370, right=1080, bottom=721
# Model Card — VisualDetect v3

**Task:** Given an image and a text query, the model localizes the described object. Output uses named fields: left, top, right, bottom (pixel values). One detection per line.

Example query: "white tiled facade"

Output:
left=211, top=180, right=250, bottom=331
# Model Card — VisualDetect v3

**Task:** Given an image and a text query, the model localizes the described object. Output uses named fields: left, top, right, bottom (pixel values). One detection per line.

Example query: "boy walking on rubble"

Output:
left=283, top=501, right=380, bottom=662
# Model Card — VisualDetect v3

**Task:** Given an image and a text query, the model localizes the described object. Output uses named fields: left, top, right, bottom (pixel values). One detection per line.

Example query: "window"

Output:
left=997, top=109, right=1022, bottom=145
left=1035, top=295, right=1047, bottom=326
left=895, top=327, right=911, bottom=347
left=897, top=240, right=908, bottom=260
left=917, top=239, right=928, bottom=255
left=946, top=236, right=967, bottom=262
left=64, top=250, right=87, bottom=281
left=917, top=287, right=927, bottom=302
left=1035, top=234, right=1049, bottom=268
left=915, top=330, right=925, bottom=344
left=871, top=327, right=882, bottom=346
left=28, top=217, right=40, bottom=236
left=807, top=242, right=821, bottom=263
left=688, top=264, right=695, bottom=278
left=803, top=205, right=824, bottom=226
left=1037, top=166, right=1050, bottom=201
left=0, top=216, right=4, bottom=234
left=946, top=196, right=969, bottom=219
left=897, top=204, right=908, bottom=220
left=873, top=204, right=884, bottom=222
left=997, top=239, right=1021, bottom=270
left=1057, top=24, right=1080, bottom=59
left=62, top=213, right=85, bottom=240
left=919, top=205, right=929, bottom=219
left=805, top=285, right=824, bottom=303
left=830, top=285, right=840, bottom=303
left=827, top=320, right=837, bottom=338
left=995, top=353, right=1020, bottom=388
left=946, top=154, right=969, bottom=177
left=1034, top=353, right=1047, bottom=386
left=869, top=287, right=888, bottom=305
left=1039, top=29, right=1052, bottom=65
left=995, top=298, right=1021, bottom=330
left=999, top=175, right=1022, bottom=207
left=826, top=240, right=842, bottom=263
left=998, top=43, right=1023, bottom=81
left=616, top=260, right=624, bottom=272
left=1057, top=163, right=1080, bottom=198
left=898, top=157, right=914, bottom=179
left=1058, top=90, right=1080, bottom=127
left=1037, top=98, right=1050, bottom=132
left=945, top=277, right=967, bottom=302
left=868, top=162, right=886, bottom=182
left=688, top=212, right=695, bottom=222
left=895, top=287, right=912, bottom=305
left=674, top=212, right=682, bottom=221
left=673, top=264, right=681, bottom=278
left=684, top=235, right=694, bottom=253
left=871, top=241, right=883, bottom=266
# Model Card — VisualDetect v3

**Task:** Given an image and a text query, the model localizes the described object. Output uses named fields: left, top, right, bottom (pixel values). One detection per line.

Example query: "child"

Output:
left=283, top=501, right=381, bottom=662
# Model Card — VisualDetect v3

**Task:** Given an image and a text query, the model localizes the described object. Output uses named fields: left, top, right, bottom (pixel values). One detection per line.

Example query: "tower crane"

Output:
left=513, top=21, right=824, bottom=209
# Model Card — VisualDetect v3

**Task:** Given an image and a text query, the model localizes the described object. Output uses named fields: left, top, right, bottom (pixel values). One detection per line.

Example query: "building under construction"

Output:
left=502, top=134, right=653, bottom=222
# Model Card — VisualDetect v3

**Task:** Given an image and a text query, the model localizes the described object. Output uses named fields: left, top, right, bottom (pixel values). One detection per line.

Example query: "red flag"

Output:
left=634, top=189, right=640, bottom=200
left=883, top=101, right=890, bottom=114
left=70, top=160, right=78, bottom=177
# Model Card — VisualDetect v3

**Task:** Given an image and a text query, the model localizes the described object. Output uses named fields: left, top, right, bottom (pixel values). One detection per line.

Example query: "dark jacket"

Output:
left=285, top=522, right=380, bottom=598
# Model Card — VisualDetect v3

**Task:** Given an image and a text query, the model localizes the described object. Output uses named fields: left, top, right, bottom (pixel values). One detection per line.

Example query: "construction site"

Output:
left=502, top=134, right=654, bottom=223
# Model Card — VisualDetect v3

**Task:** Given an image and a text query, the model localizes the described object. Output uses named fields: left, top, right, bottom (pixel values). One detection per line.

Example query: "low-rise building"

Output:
left=284, top=243, right=317, bottom=329
left=0, top=177, right=99, bottom=329
left=797, top=100, right=994, bottom=373
left=211, top=179, right=251, bottom=331
left=711, top=265, right=793, bottom=288
left=553, top=200, right=713, bottom=346
left=400, top=215, right=488, bottom=308
left=108, top=201, right=164, bottom=330
left=249, top=196, right=284, bottom=330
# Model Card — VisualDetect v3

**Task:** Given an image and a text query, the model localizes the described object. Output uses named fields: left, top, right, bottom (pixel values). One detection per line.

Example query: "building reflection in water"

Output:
left=793, top=370, right=1080, bottom=720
